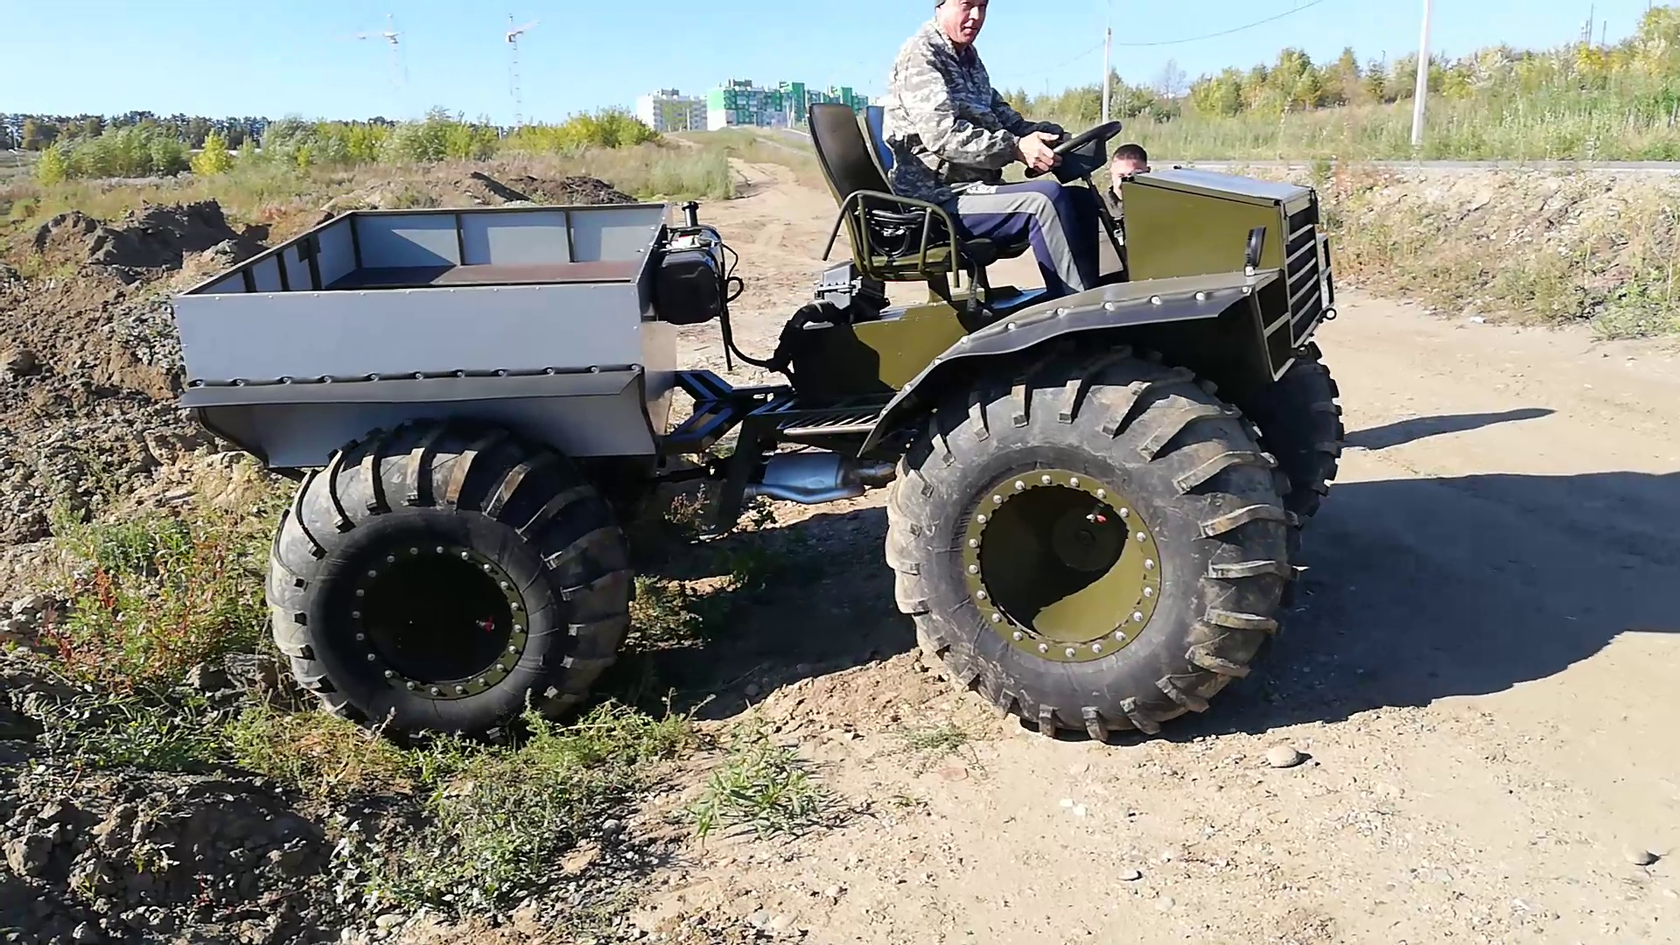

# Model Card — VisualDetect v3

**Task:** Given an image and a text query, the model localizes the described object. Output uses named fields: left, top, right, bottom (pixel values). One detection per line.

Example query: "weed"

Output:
left=222, top=701, right=413, bottom=800
left=346, top=699, right=696, bottom=917
left=889, top=720, right=983, bottom=775
left=33, top=689, right=227, bottom=773
left=687, top=715, right=834, bottom=841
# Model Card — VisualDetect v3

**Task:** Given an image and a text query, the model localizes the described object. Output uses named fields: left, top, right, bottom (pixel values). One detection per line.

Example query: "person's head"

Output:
left=1109, top=143, right=1149, bottom=192
left=935, top=0, right=989, bottom=47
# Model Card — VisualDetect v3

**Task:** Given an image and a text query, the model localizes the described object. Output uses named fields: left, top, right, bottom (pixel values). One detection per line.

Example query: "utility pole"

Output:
left=1409, top=0, right=1432, bottom=149
left=1101, top=1, right=1113, bottom=123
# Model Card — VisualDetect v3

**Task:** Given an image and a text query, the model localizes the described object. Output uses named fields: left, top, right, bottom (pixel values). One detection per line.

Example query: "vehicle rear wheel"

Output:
left=886, top=347, right=1292, bottom=738
left=266, top=420, right=633, bottom=739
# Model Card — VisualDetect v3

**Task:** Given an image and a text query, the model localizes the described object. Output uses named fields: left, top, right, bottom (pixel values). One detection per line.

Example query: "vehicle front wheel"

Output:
left=885, top=347, right=1292, bottom=737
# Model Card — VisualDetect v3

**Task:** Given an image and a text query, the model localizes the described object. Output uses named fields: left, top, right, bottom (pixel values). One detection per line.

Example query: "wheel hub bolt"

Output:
left=976, top=591, right=987, bottom=601
left=1092, top=643, right=1103, bottom=654
left=1070, top=477, right=1080, bottom=487
left=430, top=687, right=441, bottom=695
left=991, top=613, right=1002, bottom=623
left=1037, top=643, right=1049, bottom=654
left=1012, top=631, right=1024, bottom=641
left=406, top=681, right=417, bottom=691
left=1041, top=475, right=1052, bottom=485
left=1119, top=508, right=1130, bottom=519
left=976, top=514, right=987, bottom=524
left=1014, top=480, right=1025, bottom=491
left=455, top=685, right=466, bottom=695
left=383, top=670, right=395, bottom=679
left=969, top=539, right=979, bottom=548
left=1096, top=489, right=1107, bottom=500
left=1144, top=559, right=1155, bottom=570
left=1133, top=611, right=1144, bottom=623
left=1143, top=587, right=1154, bottom=598
left=386, top=555, right=396, bottom=564
left=1064, top=647, right=1076, bottom=658
left=365, top=654, right=375, bottom=662
left=507, top=645, right=519, bottom=655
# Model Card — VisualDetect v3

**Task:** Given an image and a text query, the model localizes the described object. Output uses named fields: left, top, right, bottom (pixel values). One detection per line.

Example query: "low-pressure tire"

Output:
left=265, top=420, right=633, bottom=739
left=1247, top=341, right=1344, bottom=528
left=886, top=347, right=1292, bottom=738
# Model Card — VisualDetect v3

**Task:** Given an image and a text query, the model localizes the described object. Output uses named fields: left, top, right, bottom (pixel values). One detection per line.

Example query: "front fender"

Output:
left=859, top=269, right=1281, bottom=456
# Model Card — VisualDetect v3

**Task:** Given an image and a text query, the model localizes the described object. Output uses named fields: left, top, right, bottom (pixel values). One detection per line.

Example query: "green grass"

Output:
left=687, top=715, right=834, bottom=841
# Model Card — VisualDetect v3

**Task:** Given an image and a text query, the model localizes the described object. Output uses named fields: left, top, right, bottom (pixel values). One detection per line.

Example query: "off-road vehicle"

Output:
left=169, top=104, right=1344, bottom=740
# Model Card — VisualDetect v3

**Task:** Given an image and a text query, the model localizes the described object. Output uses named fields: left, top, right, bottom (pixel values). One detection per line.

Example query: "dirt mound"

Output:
left=460, top=172, right=634, bottom=206
left=31, top=201, right=264, bottom=283
left=0, top=201, right=247, bottom=556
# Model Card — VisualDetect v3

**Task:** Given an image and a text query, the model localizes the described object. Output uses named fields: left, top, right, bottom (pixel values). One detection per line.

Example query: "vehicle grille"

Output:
left=1283, top=198, right=1333, bottom=345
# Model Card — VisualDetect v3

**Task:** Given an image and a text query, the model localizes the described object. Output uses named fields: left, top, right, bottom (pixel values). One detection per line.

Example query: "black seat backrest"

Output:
left=808, top=102, right=892, bottom=207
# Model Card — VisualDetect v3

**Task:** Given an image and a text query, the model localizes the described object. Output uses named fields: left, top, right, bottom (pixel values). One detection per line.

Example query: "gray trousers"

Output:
left=943, top=179, right=1102, bottom=297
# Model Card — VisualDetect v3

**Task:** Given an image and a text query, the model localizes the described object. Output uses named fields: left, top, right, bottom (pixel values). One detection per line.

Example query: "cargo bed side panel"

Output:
left=173, top=282, right=644, bottom=384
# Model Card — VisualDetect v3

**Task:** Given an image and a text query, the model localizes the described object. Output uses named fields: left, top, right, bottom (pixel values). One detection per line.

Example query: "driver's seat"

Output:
left=806, top=103, right=1030, bottom=288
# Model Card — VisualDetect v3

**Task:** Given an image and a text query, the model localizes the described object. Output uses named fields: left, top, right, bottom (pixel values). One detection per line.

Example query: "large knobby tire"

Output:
left=266, top=420, right=633, bottom=739
left=1247, top=341, right=1344, bottom=528
left=886, top=347, right=1292, bottom=738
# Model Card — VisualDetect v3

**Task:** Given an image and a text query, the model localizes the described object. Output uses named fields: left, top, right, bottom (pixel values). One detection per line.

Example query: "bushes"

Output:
left=35, top=124, right=189, bottom=182
left=503, top=109, right=660, bottom=154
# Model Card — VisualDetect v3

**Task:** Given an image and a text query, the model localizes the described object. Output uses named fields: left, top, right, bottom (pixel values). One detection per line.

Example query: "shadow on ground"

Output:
left=605, top=463, right=1680, bottom=740
left=1345, top=408, right=1554, bottom=450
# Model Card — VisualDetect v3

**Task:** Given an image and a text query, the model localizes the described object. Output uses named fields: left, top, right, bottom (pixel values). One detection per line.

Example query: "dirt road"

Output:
left=630, top=161, right=1680, bottom=944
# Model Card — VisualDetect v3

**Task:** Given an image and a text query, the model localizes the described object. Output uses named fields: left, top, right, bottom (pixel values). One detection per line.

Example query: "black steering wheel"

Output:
left=1024, top=120, right=1125, bottom=183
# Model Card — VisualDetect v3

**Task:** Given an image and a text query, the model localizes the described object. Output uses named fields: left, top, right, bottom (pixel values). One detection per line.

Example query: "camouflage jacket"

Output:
left=882, top=19, right=1062, bottom=204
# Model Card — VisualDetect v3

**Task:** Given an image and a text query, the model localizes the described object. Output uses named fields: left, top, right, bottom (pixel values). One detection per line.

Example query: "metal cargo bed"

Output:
left=170, top=203, right=680, bottom=469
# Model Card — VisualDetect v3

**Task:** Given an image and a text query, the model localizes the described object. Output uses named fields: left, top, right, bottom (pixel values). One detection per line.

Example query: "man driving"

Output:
left=882, top=0, right=1102, bottom=299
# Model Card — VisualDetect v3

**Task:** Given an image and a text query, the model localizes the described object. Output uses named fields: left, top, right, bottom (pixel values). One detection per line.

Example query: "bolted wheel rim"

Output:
left=351, top=544, right=530, bottom=700
left=963, top=469, right=1162, bottom=663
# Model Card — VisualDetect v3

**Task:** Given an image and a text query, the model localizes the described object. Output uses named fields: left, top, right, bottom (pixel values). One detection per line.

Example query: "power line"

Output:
left=1112, top=0, right=1334, bottom=47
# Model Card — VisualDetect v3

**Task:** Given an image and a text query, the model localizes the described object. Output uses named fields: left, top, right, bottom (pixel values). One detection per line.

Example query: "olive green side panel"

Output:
left=853, top=302, right=972, bottom=390
left=1121, top=181, right=1284, bottom=282
left=785, top=301, right=971, bottom=400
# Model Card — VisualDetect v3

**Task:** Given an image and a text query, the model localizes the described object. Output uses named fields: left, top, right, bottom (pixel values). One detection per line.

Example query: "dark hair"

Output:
left=1113, top=143, right=1148, bottom=165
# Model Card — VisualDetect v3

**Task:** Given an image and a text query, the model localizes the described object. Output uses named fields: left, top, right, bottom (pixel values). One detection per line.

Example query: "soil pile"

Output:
left=463, top=173, right=634, bottom=206
left=31, top=201, right=265, bottom=284
left=0, top=202, right=260, bottom=557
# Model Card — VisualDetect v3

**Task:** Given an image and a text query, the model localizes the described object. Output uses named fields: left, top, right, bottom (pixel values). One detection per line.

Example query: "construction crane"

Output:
left=352, top=13, right=407, bottom=88
left=506, top=15, right=539, bottom=128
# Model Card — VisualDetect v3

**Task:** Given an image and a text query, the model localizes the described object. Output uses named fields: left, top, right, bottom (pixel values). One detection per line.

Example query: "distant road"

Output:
left=763, top=128, right=1680, bottom=174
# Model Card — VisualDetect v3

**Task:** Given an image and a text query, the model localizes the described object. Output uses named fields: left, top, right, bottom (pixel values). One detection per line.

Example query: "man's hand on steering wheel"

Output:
left=1015, top=130, right=1061, bottom=173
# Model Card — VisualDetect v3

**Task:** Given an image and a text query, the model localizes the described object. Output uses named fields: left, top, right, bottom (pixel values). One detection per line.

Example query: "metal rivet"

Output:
left=477, top=678, right=487, bottom=687
left=351, top=611, right=361, bottom=619
left=1114, top=631, right=1127, bottom=642
left=1096, top=489, right=1107, bottom=500
left=1119, top=507, right=1130, bottom=518
left=1065, top=647, right=1076, bottom=658
left=383, top=670, right=395, bottom=679
left=1103, top=301, right=1118, bottom=312
left=511, top=602, right=521, bottom=610
left=1014, top=480, right=1025, bottom=491
left=1145, top=559, right=1155, bottom=570
left=1006, top=322, right=1017, bottom=331
left=1195, top=291, right=1208, bottom=301
left=1136, top=532, right=1147, bottom=542
left=976, top=591, right=988, bottom=602
left=968, top=564, right=979, bottom=574
left=455, top=686, right=466, bottom=694
left=355, top=632, right=366, bottom=642
left=410, top=547, right=419, bottom=555
left=365, top=654, right=375, bottom=662
left=1092, top=643, right=1104, bottom=654
left=507, top=645, right=519, bottom=654
left=355, top=589, right=365, bottom=597
left=992, top=494, right=1003, bottom=504
left=1143, top=587, right=1154, bottom=598
left=1041, top=475, right=1052, bottom=485
left=1150, top=295, right=1162, bottom=305
left=513, top=624, right=523, bottom=633
left=385, top=555, right=396, bottom=564
left=1069, top=477, right=1080, bottom=487
left=496, top=663, right=506, bottom=672
left=1012, top=631, right=1024, bottom=641
left=430, top=687, right=441, bottom=696
left=1133, top=611, right=1145, bottom=623
left=500, top=581, right=510, bottom=590
left=1038, top=643, right=1049, bottom=654
left=460, top=552, right=470, bottom=560
left=435, top=546, right=445, bottom=554
left=366, top=569, right=378, bottom=578
left=968, top=538, right=979, bottom=548
left=992, top=613, right=1003, bottom=623
left=483, top=564, right=492, bottom=572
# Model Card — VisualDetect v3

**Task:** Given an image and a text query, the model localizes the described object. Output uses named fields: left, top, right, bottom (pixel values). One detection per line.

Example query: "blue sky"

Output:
left=3, top=0, right=1662, bottom=124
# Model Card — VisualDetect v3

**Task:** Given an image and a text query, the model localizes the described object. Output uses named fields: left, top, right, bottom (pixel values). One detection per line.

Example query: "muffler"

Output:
left=746, top=452, right=896, bottom=504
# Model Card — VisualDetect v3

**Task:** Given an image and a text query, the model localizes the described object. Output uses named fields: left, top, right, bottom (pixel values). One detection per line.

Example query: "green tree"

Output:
left=35, top=144, right=68, bottom=184
left=191, top=130, right=234, bottom=176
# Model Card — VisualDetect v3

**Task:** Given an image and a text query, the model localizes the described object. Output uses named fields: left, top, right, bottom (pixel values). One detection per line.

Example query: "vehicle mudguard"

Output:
left=859, top=268, right=1280, bottom=456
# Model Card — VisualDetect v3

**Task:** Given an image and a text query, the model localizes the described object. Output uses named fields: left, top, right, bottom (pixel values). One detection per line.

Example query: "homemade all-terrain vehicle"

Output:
left=169, top=103, right=1343, bottom=741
